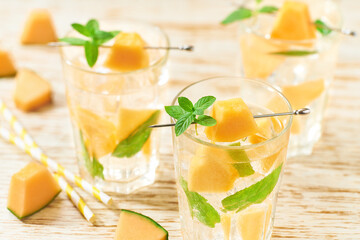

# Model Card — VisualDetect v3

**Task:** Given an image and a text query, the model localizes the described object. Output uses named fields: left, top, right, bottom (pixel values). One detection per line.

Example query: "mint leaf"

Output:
left=112, top=110, right=160, bottom=158
left=194, top=96, right=216, bottom=111
left=79, top=131, right=104, bottom=179
left=195, top=115, right=217, bottom=127
left=178, top=97, right=194, bottom=112
left=86, top=19, right=100, bottom=34
left=270, top=50, right=318, bottom=57
left=110, top=30, right=121, bottom=37
left=180, top=178, right=220, bottom=228
left=84, top=41, right=98, bottom=67
left=222, top=164, right=283, bottom=212
left=228, top=143, right=254, bottom=177
left=314, top=19, right=332, bottom=36
left=221, top=7, right=253, bottom=25
left=256, top=0, right=263, bottom=4
left=59, top=37, right=86, bottom=46
left=258, top=6, right=278, bottom=13
left=165, top=106, right=186, bottom=120
left=71, top=23, right=91, bottom=37
left=175, top=113, right=195, bottom=136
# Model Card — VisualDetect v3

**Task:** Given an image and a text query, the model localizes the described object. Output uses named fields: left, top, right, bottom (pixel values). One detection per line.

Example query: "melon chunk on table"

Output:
left=21, top=9, right=57, bottom=44
left=205, top=98, right=258, bottom=142
left=104, top=32, right=150, bottom=72
left=115, top=209, right=168, bottom=240
left=188, top=147, right=239, bottom=193
left=271, top=1, right=316, bottom=41
left=14, top=69, right=52, bottom=111
left=7, top=162, right=61, bottom=219
left=0, top=50, right=16, bottom=77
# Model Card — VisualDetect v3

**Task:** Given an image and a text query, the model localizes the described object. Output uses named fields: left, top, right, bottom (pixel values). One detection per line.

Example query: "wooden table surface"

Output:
left=0, top=0, right=359, bottom=239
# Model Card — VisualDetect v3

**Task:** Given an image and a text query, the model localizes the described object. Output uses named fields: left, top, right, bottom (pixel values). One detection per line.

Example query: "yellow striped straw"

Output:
left=0, top=126, right=95, bottom=223
left=53, top=174, right=95, bottom=223
left=0, top=99, right=112, bottom=205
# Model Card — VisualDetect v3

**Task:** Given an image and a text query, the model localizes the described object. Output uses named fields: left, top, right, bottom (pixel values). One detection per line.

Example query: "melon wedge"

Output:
left=240, top=34, right=287, bottom=79
left=282, top=79, right=325, bottom=109
left=237, top=206, right=266, bottom=240
left=7, top=162, right=61, bottom=219
left=14, top=69, right=52, bottom=111
left=117, top=108, right=158, bottom=142
left=221, top=213, right=232, bottom=240
left=75, top=107, right=117, bottom=159
left=21, top=9, right=57, bottom=44
left=104, top=32, right=150, bottom=72
left=0, top=50, right=16, bottom=77
left=115, top=209, right=168, bottom=240
left=205, top=98, right=258, bottom=142
left=188, top=147, right=238, bottom=193
left=271, top=1, right=316, bottom=41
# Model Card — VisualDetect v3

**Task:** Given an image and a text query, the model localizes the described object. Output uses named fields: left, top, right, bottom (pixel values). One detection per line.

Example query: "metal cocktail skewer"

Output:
left=148, top=108, right=310, bottom=128
left=47, top=42, right=194, bottom=51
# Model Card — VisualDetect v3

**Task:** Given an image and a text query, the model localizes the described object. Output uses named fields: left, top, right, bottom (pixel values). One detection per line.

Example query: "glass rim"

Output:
left=60, top=18, right=170, bottom=77
left=171, top=76, right=293, bottom=150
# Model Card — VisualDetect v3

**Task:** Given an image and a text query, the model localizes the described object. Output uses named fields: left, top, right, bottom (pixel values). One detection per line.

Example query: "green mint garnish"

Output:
left=79, top=131, right=104, bottom=179
left=222, top=164, right=283, bottom=212
left=165, top=96, right=217, bottom=137
left=112, top=110, right=160, bottom=158
left=258, top=5, right=279, bottom=14
left=256, top=0, right=263, bottom=4
left=228, top=143, right=255, bottom=177
left=270, top=50, right=318, bottom=57
left=180, top=177, right=220, bottom=228
left=59, top=19, right=120, bottom=67
left=221, top=7, right=253, bottom=25
left=314, top=19, right=333, bottom=36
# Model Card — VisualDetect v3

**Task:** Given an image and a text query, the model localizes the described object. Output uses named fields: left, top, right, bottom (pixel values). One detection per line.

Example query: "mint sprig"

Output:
left=180, top=177, right=220, bottom=228
left=79, top=131, right=104, bottom=179
left=222, top=164, right=283, bottom=212
left=59, top=19, right=120, bottom=67
left=314, top=19, right=333, bottom=36
left=221, top=5, right=278, bottom=25
left=165, top=96, right=217, bottom=136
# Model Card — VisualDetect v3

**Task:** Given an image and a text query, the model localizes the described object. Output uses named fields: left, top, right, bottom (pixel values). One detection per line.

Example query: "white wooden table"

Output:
left=0, top=0, right=359, bottom=239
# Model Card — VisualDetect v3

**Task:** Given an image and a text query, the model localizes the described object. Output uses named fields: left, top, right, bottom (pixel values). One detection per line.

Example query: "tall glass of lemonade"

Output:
left=172, top=77, right=292, bottom=240
left=61, top=19, right=169, bottom=193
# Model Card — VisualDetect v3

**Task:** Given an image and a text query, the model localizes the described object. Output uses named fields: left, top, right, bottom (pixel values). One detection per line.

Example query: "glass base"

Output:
left=95, top=157, right=159, bottom=194
left=287, top=124, right=322, bottom=158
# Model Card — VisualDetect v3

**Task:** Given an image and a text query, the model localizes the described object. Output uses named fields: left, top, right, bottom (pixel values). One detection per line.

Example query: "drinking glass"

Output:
left=238, top=0, right=341, bottom=156
left=172, top=77, right=292, bottom=240
left=61, top=19, right=169, bottom=193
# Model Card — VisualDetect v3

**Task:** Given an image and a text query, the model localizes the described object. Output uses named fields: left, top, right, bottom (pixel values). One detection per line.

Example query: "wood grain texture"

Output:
left=0, top=0, right=359, bottom=239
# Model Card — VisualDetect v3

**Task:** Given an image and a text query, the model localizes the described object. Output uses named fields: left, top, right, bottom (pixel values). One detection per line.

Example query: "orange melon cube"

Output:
left=205, top=98, right=258, bottom=142
left=7, top=162, right=61, bottom=219
left=237, top=206, right=266, bottom=240
left=0, top=50, right=16, bottom=77
left=14, top=69, right=52, bottom=111
left=21, top=9, right=57, bottom=44
left=115, top=209, right=168, bottom=240
left=104, top=32, right=150, bottom=72
left=188, top=147, right=239, bottom=193
left=282, top=79, right=325, bottom=109
left=271, top=1, right=316, bottom=41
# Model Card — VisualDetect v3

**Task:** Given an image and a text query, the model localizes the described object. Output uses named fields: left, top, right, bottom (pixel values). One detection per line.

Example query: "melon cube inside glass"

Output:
left=61, top=19, right=169, bottom=194
left=237, top=0, right=342, bottom=156
left=171, top=77, right=292, bottom=240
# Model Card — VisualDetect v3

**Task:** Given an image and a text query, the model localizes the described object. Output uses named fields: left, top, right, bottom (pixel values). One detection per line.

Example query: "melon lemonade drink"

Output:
left=226, top=0, right=342, bottom=156
left=170, top=77, right=292, bottom=240
left=61, top=19, right=169, bottom=193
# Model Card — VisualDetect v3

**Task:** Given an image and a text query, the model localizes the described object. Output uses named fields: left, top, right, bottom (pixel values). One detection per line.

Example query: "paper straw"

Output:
left=53, top=173, right=95, bottom=223
left=0, top=126, right=95, bottom=223
left=0, top=99, right=112, bottom=205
